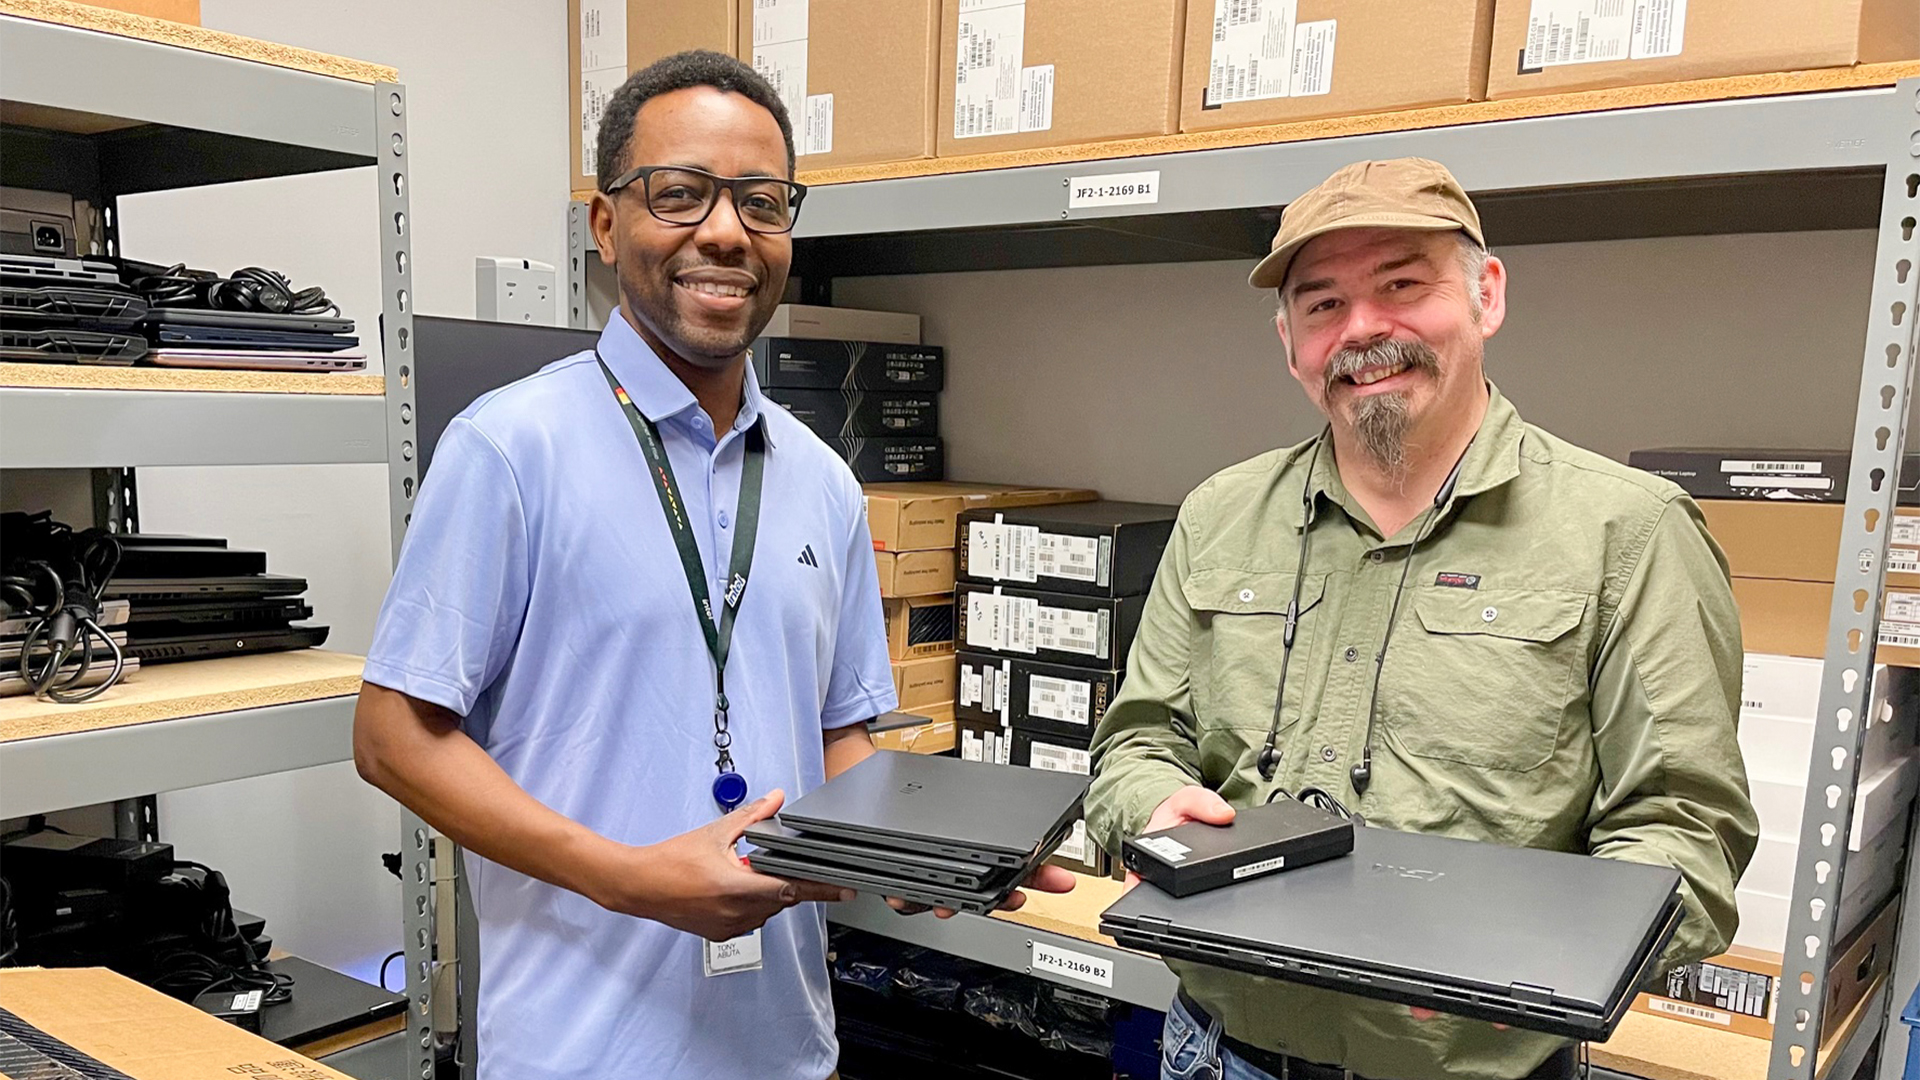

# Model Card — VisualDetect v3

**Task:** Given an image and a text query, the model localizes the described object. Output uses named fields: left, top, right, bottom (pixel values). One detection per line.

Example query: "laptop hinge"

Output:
left=1508, top=982, right=1555, bottom=1007
left=1138, top=916, right=1174, bottom=929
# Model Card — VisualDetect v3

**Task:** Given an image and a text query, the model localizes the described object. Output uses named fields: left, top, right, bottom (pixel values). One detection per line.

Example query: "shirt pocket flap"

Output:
left=1182, top=567, right=1326, bottom=616
left=1413, top=588, right=1587, bottom=644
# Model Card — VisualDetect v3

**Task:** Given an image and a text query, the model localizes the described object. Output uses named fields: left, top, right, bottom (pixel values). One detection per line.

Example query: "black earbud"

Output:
left=1349, top=757, right=1372, bottom=795
left=1257, top=745, right=1280, bottom=780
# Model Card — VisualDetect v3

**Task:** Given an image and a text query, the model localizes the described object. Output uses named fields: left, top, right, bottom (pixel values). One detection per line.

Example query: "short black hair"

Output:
left=595, top=49, right=795, bottom=189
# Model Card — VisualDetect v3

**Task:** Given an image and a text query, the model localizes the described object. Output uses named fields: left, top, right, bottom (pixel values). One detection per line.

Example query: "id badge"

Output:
left=704, top=929, right=764, bottom=977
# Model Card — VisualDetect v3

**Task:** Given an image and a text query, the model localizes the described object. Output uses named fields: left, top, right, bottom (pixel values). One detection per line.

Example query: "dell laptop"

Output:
left=123, top=625, right=329, bottom=664
left=776, top=752, right=1090, bottom=869
left=1099, top=826, right=1683, bottom=1041
left=745, top=848, right=1023, bottom=916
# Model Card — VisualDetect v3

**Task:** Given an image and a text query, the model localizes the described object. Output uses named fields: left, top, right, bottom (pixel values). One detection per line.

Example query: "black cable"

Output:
left=379, top=950, right=405, bottom=992
left=141, top=862, right=293, bottom=1006
left=7, top=524, right=125, bottom=703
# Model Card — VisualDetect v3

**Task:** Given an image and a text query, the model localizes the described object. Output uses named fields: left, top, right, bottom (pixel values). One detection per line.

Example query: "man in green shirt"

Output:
left=1085, top=157, right=1758, bottom=1080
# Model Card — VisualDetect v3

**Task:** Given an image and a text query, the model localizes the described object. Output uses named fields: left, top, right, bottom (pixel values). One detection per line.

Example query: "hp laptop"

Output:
left=105, top=574, right=309, bottom=601
left=123, top=625, right=329, bottom=664
left=776, top=752, right=1090, bottom=868
left=744, top=821, right=997, bottom=889
left=745, top=848, right=1023, bottom=916
left=1099, top=826, right=1683, bottom=1041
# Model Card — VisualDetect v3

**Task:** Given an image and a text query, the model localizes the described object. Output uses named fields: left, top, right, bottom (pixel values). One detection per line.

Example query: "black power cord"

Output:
left=1266, top=785, right=1363, bottom=827
left=140, top=862, right=292, bottom=1007
left=2, top=512, right=124, bottom=703
left=114, top=258, right=339, bottom=316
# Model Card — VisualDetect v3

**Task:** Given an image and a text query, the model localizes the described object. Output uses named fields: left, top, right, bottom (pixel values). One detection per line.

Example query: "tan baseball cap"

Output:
left=1249, top=157, right=1484, bottom=291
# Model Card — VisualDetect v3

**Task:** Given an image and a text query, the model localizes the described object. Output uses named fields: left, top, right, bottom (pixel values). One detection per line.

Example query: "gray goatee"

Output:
left=1323, top=339, right=1441, bottom=476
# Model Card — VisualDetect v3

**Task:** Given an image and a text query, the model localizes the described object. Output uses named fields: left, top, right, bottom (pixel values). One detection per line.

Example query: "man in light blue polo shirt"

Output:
left=353, top=52, right=1069, bottom=1079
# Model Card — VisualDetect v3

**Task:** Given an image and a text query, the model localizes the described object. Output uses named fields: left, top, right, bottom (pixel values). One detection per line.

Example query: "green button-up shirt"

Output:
left=1086, top=384, right=1757, bottom=1080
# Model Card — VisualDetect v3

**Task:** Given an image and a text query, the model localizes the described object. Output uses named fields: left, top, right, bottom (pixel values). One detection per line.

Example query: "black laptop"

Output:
left=123, top=625, right=329, bottom=664
left=125, top=596, right=313, bottom=629
left=776, top=752, right=1090, bottom=869
left=152, top=324, right=359, bottom=351
left=744, top=821, right=999, bottom=889
left=105, top=574, right=309, bottom=601
left=259, top=956, right=406, bottom=1048
left=1099, top=826, right=1683, bottom=1041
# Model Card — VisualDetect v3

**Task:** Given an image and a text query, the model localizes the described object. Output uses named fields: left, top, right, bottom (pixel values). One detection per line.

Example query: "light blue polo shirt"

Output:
left=363, top=313, right=897, bottom=1080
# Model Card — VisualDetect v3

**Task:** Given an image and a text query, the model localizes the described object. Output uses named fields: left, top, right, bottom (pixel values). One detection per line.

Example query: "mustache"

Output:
left=1323, top=339, right=1440, bottom=397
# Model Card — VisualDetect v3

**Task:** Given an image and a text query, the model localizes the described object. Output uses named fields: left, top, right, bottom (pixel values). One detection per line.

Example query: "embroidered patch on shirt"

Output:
left=1434, top=572, right=1481, bottom=590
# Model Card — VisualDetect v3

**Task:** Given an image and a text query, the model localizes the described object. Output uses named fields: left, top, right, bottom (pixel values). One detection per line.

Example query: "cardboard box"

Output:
left=1010, top=726, right=1107, bottom=874
left=865, top=482, right=1099, bottom=553
left=76, top=0, right=200, bottom=22
left=956, top=583, right=1146, bottom=669
left=752, top=337, right=943, bottom=391
left=1180, top=0, right=1495, bottom=133
left=893, top=652, right=958, bottom=711
left=1740, top=762, right=1914, bottom=894
left=886, top=594, right=956, bottom=658
left=1635, top=449, right=1920, bottom=506
left=835, top=437, right=944, bottom=483
left=569, top=0, right=740, bottom=192
left=1731, top=577, right=1920, bottom=668
left=958, top=500, right=1176, bottom=598
left=739, top=0, right=941, bottom=169
left=1488, top=0, right=1920, bottom=100
left=937, top=0, right=1186, bottom=157
left=959, top=712, right=1014, bottom=764
left=1704, top=500, right=1920, bottom=588
left=957, top=650, right=1122, bottom=739
left=764, top=304, right=921, bottom=344
left=1636, top=894, right=1898, bottom=1041
left=768, top=388, right=940, bottom=438
left=869, top=704, right=957, bottom=754
left=877, top=549, right=957, bottom=599
left=0, top=966, right=353, bottom=1078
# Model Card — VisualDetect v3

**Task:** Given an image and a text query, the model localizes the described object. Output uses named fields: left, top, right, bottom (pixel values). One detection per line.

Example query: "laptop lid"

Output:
left=104, top=574, right=308, bottom=599
left=257, top=956, right=405, bottom=1047
left=777, top=752, right=1088, bottom=862
left=744, top=821, right=994, bottom=888
left=1100, top=826, right=1681, bottom=1017
left=124, top=625, right=328, bottom=663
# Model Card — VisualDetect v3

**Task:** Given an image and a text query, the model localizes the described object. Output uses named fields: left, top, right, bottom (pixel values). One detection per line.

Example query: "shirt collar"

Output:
left=1303, top=380, right=1525, bottom=535
left=594, top=311, right=775, bottom=446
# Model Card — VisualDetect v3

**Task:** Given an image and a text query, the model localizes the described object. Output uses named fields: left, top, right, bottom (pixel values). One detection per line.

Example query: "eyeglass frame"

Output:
left=602, top=164, right=809, bottom=235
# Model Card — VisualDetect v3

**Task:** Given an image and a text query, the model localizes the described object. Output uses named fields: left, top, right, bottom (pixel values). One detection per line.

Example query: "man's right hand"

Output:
left=589, top=790, right=853, bottom=941
left=1125, top=785, right=1237, bottom=890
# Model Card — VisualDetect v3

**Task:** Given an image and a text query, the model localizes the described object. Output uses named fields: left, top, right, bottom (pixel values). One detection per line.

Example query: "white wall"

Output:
left=108, top=0, right=570, bottom=983
left=834, top=229, right=1883, bottom=506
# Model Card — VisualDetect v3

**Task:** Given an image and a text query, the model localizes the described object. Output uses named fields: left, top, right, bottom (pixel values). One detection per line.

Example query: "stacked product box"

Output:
left=953, top=501, right=1177, bottom=876
left=863, top=481, right=1101, bottom=752
left=755, top=305, right=945, bottom=484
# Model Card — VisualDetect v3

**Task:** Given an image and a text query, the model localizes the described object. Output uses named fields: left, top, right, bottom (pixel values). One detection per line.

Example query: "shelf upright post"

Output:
left=374, top=78, right=433, bottom=1080
left=1771, top=76, right=1920, bottom=1080
left=568, top=199, right=592, bottom=330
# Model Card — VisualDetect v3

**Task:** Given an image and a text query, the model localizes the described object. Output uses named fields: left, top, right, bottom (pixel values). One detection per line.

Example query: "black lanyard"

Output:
left=596, top=353, right=766, bottom=810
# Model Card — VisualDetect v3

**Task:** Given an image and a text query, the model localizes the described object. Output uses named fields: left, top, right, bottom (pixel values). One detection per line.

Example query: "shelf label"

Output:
left=1068, top=171, right=1161, bottom=210
left=1031, top=939, right=1114, bottom=988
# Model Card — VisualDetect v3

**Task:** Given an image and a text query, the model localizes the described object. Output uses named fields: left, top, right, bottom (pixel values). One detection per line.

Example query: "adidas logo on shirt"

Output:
left=797, top=545, right=819, bottom=568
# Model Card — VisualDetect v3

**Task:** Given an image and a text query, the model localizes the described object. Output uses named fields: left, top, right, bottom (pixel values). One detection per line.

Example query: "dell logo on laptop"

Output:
left=1370, top=863, right=1445, bottom=882
left=899, top=782, right=924, bottom=795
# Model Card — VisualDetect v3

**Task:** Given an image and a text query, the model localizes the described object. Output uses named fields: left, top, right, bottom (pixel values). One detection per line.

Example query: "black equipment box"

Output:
left=956, top=651, right=1122, bottom=740
left=1627, top=446, right=1920, bottom=506
left=752, top=336, right=944, bottom=391
left=957, top=500, right=1177, bottom=598
left=833, top=437, right=944, bottom=483
left=955, top=583, right=1145, bottom=668
left=1123, top=798, right=1354, bottom=898
left=768, top=388, right=939, bottom=437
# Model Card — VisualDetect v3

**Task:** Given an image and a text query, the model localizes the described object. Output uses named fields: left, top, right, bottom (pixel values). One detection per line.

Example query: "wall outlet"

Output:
left=476, top=256, right=556, bottom=324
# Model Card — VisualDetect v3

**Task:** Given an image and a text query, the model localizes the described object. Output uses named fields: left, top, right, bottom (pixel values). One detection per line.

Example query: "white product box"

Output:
left=1734, top=815, right=1907, bottom=950
left=761, top=304, right=921, bottom=345
left=1748, top=754, right=1919, bottom=851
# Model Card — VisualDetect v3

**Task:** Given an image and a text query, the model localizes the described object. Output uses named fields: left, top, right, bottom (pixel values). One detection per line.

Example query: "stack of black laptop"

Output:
left=744, top=753, right=1089, bottom=915
left=130, top=261, right=364, bottom=373
left=102, top=535, right=330, bottom=663
left=0, top=254, right=149, bottom=365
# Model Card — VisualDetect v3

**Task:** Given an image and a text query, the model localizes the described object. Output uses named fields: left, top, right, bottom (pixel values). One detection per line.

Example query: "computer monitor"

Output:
left=409, top=315, right=600, bottom=479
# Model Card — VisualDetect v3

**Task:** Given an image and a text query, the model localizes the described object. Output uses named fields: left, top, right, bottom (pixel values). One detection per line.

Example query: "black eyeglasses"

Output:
left=604, top=165, right=807, bottom=235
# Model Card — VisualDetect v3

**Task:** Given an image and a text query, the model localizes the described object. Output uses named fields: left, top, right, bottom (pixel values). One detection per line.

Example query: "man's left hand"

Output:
left=887, top=863, right=1078, bottom=919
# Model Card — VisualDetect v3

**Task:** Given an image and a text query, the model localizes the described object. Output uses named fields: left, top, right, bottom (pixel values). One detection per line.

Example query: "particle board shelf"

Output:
left=0, top=648, right=363, bottom=743
left=0, top=650, right=365, bottom=817
left=0, top=363, right=384, bottom=395
left=0, top=0, right=395, bottom=83
left=989, top=869, right=1129, bottom=949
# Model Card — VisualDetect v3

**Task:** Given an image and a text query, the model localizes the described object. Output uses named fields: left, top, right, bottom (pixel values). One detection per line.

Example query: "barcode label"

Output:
left=1056, top=819, right=1091, bottom=864
left=968, top=521, right=1040, bottom=583
left=1029, top=740, right=1092, bottom=775
left=1040, top=606, right=1107, bottom=658
left=1885, top=591, right=1920, bottom=623
left=960, top=665, right=983, bottom=707
left=1720, top=459, right=1822, bottom=475
left=1522, top=0, right=1686, bottom=69
left=954, top=1, right=1026, bottom=139
left=1029, top=674, right=1093, bottom=725
left=1207, top=0, right=1299, bottom=105
left=1880, top=625, right=1920, bottom=649
left=967, top=591, right=1040, bottom=654
left=1890, top=548, right=1920, bottom=575
left=1895, top=518, right=1920, bottom=546
left=1038, top=533, right=1103, bottom=583
left=1647, top=998, right=1733, bottom=1025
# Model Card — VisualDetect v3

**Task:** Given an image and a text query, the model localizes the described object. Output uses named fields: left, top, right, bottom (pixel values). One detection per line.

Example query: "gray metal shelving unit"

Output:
left=0, top=14, right=429, bottom=1079
left=569, top=78, right=1920, bottom=1079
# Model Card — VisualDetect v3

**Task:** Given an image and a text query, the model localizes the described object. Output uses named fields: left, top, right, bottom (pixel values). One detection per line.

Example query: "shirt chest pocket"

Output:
left=1383, top=587, right=1591, bottom=773
left=1182, top=568, right=1328, bottom=734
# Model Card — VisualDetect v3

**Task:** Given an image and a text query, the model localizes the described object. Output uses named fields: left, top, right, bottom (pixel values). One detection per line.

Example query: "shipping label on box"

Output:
left=1520, top=0, right=1686, bottom=70
left=954, top=0, right=1044, bottom=139
left=1204, top=0, right=1339, bottom=106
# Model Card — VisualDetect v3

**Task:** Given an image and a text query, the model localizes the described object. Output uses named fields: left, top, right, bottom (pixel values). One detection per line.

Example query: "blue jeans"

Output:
left=1162, top=992, right=1278, bottom=1080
